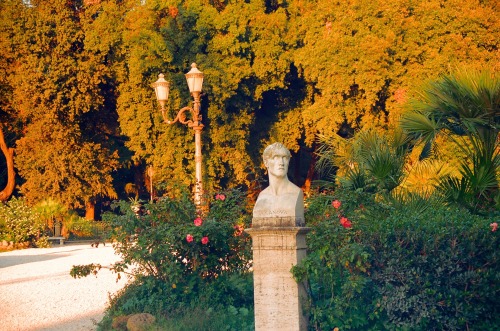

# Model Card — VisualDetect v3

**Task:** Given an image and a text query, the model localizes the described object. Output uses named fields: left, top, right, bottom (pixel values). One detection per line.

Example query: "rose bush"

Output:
left=71, top=187, right=254, bottom=329
left=293, top=187, right=499, bottom=330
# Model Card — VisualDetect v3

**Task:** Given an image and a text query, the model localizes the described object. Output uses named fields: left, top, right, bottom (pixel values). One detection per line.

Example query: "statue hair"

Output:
left=262, top=143, right=291, bottom=163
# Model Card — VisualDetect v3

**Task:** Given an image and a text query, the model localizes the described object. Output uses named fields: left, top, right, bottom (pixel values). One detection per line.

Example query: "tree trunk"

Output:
left=85, top=201, right=95, bottom=220
left=302, top=148, right=318, bottom=196
left=0, top=124, right=15, bottom=202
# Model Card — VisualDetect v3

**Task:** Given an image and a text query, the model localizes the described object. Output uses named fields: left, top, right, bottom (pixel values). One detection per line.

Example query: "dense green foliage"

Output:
left=293, top=188, right=499, bottom=330
left=35, top=198, right=97, bottom=238
left=1, top=0, right=498, bottom=211
left=0, top=3, right=497, bottom=328
left=71, top=188, right=254, bottom=329
left=316, top=129, right=412, bottom=193
left=0, top=196, right=97, bottom=247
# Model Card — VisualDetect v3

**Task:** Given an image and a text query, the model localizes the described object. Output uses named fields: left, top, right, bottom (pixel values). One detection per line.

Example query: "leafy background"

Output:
left=1, top=0, right=498, bottom=214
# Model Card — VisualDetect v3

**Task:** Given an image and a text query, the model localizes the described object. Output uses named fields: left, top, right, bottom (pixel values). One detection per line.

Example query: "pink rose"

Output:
left=340, top=217, right=352, bottom=228
left=186, top=234, right=194, bottom=243
left=234, top=224, right=244, bottom=236
left=490, top=222, right=498, bottom=232
left=201, top=236, right=209, bottom=245
left=332, top=200, right=341, bottom=209
left=216, top=193, right=226, bottom=201
left=194, top=217, right=203, bottom=227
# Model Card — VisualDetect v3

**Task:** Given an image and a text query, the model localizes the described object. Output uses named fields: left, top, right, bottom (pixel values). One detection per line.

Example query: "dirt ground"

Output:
left=0, top=243, right=127, bottom=331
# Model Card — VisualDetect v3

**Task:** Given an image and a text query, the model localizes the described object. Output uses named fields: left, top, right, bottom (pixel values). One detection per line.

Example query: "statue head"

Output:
left=263, top=143, right=291, bottom=179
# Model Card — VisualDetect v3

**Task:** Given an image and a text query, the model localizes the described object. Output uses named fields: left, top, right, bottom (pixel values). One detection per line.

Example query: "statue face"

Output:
left=265, top=150, right=290, bottom=178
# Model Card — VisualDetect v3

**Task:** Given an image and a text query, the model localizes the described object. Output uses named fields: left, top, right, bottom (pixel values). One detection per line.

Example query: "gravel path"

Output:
left=0, top=244, right=128, bottom=331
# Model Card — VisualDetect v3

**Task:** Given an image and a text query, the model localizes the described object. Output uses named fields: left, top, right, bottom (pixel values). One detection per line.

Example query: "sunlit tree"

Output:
left=1, top=0, right=498, bottom=205
left=4, top=0, right=119, bottom=212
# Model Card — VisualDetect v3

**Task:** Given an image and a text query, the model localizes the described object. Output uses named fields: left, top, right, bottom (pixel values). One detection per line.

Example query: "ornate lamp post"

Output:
left=151, top=63, right=205, bottom=205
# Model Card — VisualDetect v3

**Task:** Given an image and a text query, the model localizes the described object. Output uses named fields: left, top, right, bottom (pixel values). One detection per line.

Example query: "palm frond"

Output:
left=437, top=175, right=472, bottom=205
left=340, top=167, right=369, bottom=191
left=403, top=159, right=457, bottom=195
left=315, top=134, right=353, bottom=177
left=386, top=190, right=443, bottom=214
left=460, top=151, right=499, bottom=198
left=402, top=68, right=499, bottom=211
left=400, top=111, right=438, bottom=145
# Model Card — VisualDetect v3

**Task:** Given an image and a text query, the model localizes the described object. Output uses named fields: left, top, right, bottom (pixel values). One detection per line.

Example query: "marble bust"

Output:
left=252, top=143, right=305, bottom=227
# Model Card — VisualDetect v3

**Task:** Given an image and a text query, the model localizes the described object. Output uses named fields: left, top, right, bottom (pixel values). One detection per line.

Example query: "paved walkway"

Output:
left=0, top=244, right=127, bottom=331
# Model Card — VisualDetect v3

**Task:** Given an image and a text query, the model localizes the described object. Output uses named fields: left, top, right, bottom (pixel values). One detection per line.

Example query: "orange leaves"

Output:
left=168, top=6, right=179, bottom=18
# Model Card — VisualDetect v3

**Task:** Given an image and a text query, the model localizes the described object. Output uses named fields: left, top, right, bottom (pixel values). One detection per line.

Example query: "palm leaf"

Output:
left=400, top=111, right=438, bottom=145
left=341, top=167, right=368, bottom=191
left=437, top=175, right=471, bottom=204
left=402, top=68, right=499, bottom=211
left=386, top=190, right=443, bottom=215
left=403, top=159, right=457, bottom=195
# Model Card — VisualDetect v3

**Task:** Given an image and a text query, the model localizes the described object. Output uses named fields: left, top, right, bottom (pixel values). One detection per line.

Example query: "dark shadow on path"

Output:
left=0, top=247, right=90, bottom=268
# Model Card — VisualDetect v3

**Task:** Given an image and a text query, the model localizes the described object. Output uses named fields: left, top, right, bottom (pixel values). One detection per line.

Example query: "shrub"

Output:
left=34, top=235, right=51, bottom=248
left=293, top=188, right=499, bottom=330
left=101, top=274, right=254, bottom=331
left=71, top=188, right=254, bottom=328
left=155, top=304, right=254, bottom=331
left=370, top=206, right=499, bottom=330
left=0, top=197, right=45, bottom=245
left=35, top=198, right=95, bottom=238
left=64, top=214, right=98, bottom=238
left=293, top=189, right=381, bottom=330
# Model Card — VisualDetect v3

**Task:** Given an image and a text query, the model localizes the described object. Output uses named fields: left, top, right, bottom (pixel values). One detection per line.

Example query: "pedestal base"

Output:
left=246, top=226, right=310, bottom=331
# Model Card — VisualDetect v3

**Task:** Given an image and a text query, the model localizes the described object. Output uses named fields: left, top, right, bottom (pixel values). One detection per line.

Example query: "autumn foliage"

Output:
left=0, top=0, right=498, bottom=209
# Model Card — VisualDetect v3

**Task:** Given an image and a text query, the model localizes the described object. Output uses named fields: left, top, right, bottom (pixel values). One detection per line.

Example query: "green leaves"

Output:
left=15, top=117, right=118, bottom=208
left=1, top=0, right=121, bottom=209
left=297, top=188, right=499, bottom=330
left=70, top=263, right=102, bottom=279
left=400, top=111, right=438, bottom=143
left=402, top=69, right=499, bottom=212
left=318, top=129, right=411, bottom=193
left=96, top=188, right=251, bottom=283
left=71, top=188, right=253, bottom=325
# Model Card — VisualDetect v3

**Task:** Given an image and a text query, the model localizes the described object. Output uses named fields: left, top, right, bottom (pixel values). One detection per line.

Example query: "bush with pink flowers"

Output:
left=71, top=187, right=254, bottom=330
left=293, top=187, right=499, bottom=330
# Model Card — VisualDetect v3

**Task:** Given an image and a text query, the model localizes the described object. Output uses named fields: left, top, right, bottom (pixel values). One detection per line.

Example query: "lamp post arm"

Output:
left=161, top=106, right=200, bottom=126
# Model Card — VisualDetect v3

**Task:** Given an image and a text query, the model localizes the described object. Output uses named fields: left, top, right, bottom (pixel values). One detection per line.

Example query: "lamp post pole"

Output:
left=152, top=63, right=205, bottom=206
left=191, top=90, right=204, bottom=205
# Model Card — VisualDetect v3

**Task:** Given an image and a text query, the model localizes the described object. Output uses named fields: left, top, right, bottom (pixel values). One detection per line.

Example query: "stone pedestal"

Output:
left=246, top=217, right=310, bottom=331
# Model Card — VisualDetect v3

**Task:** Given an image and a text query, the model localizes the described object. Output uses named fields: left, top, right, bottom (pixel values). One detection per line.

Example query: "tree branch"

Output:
left=0, top=123, right=15, bottom=202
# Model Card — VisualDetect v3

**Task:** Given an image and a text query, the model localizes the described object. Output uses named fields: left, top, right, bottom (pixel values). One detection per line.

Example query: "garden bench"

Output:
left=47, top=237, right=65, bottom=245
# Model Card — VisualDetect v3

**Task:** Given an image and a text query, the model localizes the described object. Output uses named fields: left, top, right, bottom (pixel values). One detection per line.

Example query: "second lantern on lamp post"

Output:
left=151, top=63, right=204, bottom=206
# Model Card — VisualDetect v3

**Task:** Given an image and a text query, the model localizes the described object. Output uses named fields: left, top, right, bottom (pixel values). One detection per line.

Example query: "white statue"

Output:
left=252, top=143, right=304, bottom=225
